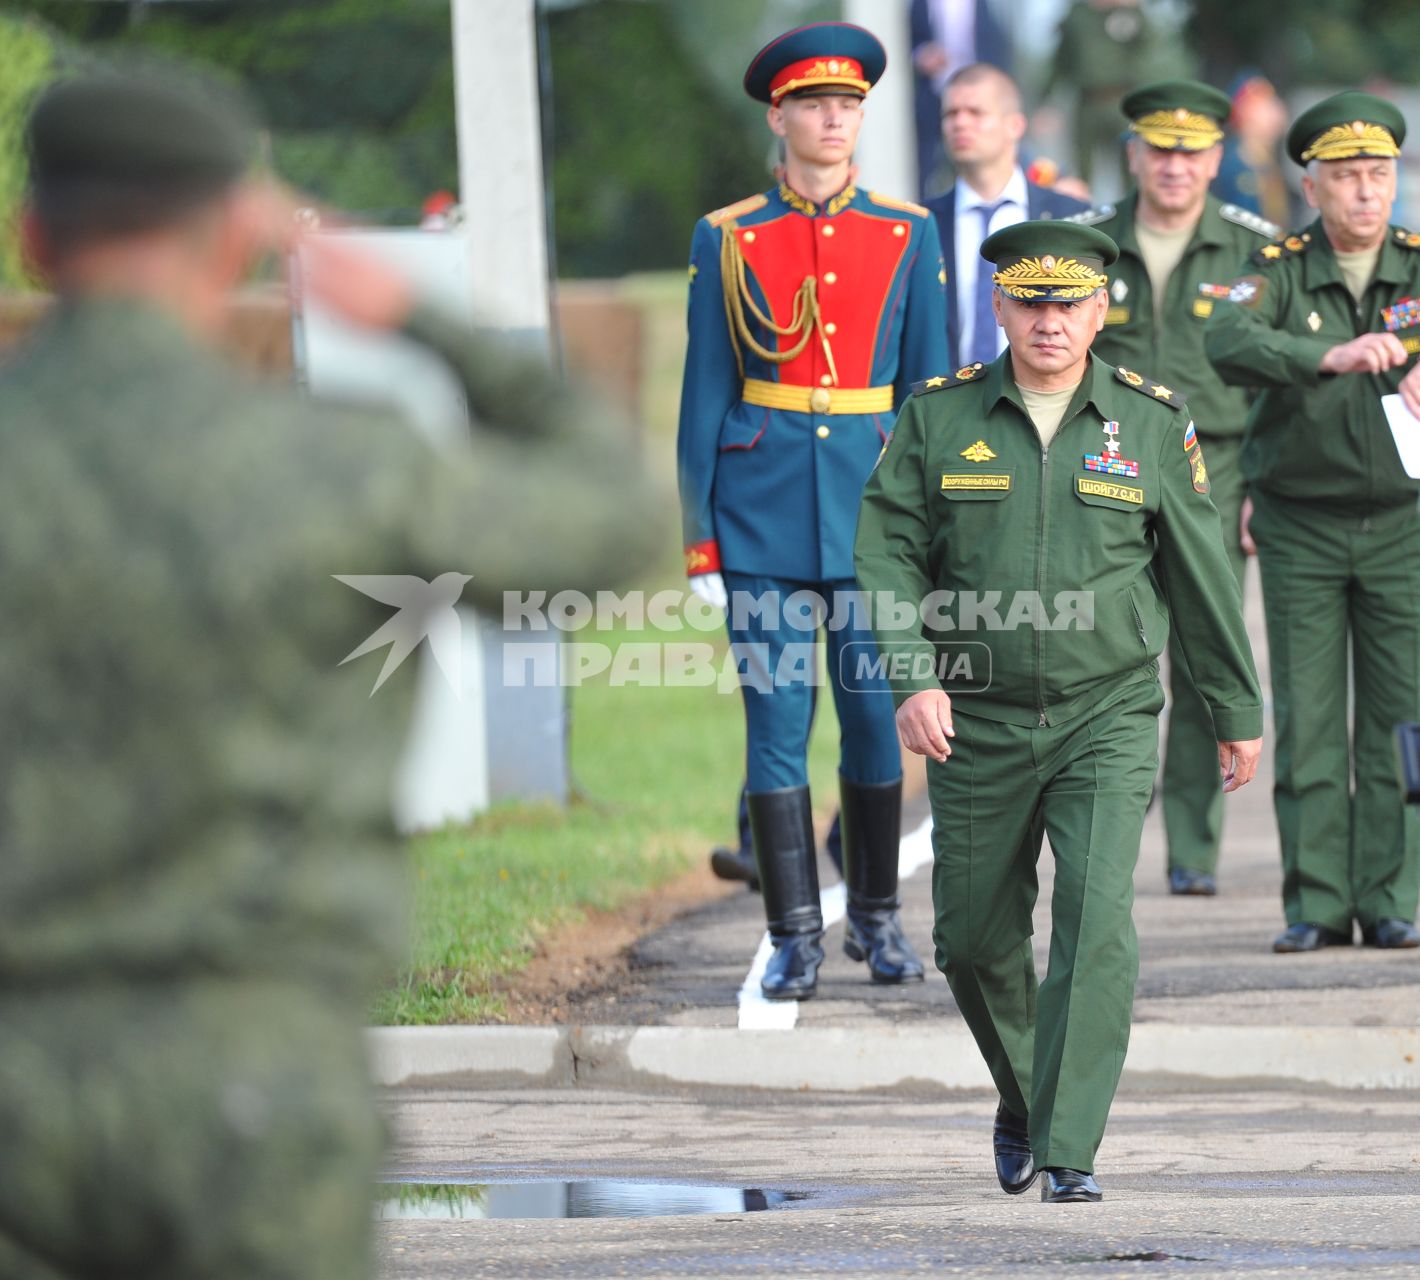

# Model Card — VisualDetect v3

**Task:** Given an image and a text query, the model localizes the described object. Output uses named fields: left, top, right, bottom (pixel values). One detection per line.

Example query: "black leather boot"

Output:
left=839, top=775, right=924, bottom=984
left=748, top=787, right=824, bottom=1000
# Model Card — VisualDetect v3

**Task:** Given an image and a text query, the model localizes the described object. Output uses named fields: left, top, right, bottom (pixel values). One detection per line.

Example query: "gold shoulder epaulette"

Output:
left=913, top=364, right=984, bottom=395
left=867, top=190, right=929, bottom=218
left=1253, top=229, right=1312, bottom=266
left=1063, top=204, right=1116, bottom=227
left=1219, top=203, right=1281, bottom=239
left=1393, top=226, right=1420, bottom=249
left=707, top=193, right=768, bottom=228
left=1115, top=365, right=1183, bottom=409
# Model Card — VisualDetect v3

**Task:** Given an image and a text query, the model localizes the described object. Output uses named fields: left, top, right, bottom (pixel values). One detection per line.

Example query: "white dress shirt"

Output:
left=955, top=166, right=1029, bottom=363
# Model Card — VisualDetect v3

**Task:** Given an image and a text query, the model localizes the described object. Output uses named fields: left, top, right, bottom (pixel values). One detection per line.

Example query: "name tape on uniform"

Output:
left=1077, top=477, right=1144, bottom=505
left=942, top=473, right=1011, bottom=492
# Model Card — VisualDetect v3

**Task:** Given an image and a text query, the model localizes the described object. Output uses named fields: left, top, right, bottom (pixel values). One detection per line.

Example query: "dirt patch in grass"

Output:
left=495, top=858, right=742, bottom=1023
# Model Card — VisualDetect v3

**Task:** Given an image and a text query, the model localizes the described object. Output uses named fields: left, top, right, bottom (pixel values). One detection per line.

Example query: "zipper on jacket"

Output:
left=1130, top=594, right=1147, bottom=647
left=1036, top=440, right=1051, bottom=727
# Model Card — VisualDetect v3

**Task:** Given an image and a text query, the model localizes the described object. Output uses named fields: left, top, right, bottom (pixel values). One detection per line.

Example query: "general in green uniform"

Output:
left=1071, top=81, right=1280, bottom=895
left=0, top=70, right=664, bottom=1278
left=856, top=221, right=1262, bottom=1202
left=1205, top=91, right=1420, bottom=953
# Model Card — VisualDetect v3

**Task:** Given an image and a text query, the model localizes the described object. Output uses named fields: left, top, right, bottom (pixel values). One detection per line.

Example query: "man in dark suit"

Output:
left=925, top=64, right=1088, bottom=368
left=911, top=0, right=1012, bottom=198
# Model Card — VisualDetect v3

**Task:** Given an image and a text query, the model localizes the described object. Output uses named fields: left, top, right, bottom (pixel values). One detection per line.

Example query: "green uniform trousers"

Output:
left=928, top=678, right=1163, bottom=1173
left=1161, top=434, right=1249, bottom=875
left=0, top=982, right=382, bottom=1280
left=1249, top=492, right=1420, bottom=930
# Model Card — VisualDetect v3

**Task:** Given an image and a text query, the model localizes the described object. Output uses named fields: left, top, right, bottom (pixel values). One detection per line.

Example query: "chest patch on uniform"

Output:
left=960, top=439, right=997, bottom=462
left=943, top=473, right=1011, bottom=492
left=1192, top=299, right=1214, bottom=318
left=1229, top=275, right=1265, bottom=308
left=1198, top=283, right=1233, bottom=299
left=1105, top=306, right=1130, bottom=325
left=1383, top=298, right=1420, bottom=332
left=1078, top=477, right=1143, bottom=504
left=1084, top=453, right=1140, bottom=478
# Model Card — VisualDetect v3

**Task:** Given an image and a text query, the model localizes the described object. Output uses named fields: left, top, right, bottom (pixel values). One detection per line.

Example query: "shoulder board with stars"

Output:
left=1114, top=365, right=1184, bottom=410
left=913, top=364, right=985, bottom=395
left=1393, top=226, right=1420, bottom=250
left=1219, top=203, right=1282, bottom=239
left=867, top=190, right=929, bottom=218
left=1252, top=229, right=1312, bottom=267
left=1062, top=203, right=1116, bottom=227
left=706, top=193, right=768, bottom=228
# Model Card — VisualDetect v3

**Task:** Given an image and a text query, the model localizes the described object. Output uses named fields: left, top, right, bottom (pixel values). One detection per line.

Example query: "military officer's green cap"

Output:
left=1285, top=90, right=1405, bottom=166
left=1121, top=79, right=1231, bottom=151
left=27, top=63, right=256, bottom=239
left=980, top=220, right=1119, bottom=301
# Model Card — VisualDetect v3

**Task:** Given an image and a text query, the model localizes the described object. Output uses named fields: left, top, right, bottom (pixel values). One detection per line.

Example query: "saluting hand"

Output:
left=1217, top=738, right=1262, bottom=793
left=897, top=689, right=955, bottom=763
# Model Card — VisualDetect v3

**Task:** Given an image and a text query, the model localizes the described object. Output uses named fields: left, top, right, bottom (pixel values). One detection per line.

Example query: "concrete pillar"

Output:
left=841, top=0, right=918, bottom=202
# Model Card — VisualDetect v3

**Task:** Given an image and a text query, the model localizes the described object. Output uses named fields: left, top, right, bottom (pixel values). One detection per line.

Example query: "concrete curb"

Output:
left=368, top=1024, right=1420, bottom=1092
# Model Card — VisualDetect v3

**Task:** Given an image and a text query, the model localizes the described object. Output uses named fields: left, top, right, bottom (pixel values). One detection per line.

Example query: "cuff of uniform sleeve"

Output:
left=685, top=540, right=720, bottom=575
left=1210, top=704, right=1263, bottom=743
left=1288, top=335, right=1342, bottom=386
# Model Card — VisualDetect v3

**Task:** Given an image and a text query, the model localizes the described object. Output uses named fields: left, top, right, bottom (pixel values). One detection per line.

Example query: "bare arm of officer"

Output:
left=1217, top=738, right=1262, bottom=793
left=1318, top=332, right=1409, bottom=376
left=896, top=689, right=955, bottom=762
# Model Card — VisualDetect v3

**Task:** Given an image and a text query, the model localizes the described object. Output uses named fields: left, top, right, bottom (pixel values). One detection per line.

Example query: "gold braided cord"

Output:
left=719, top=222, right=839, bottom=385
left=992, top=255, right=1106, bottom=300
left=1301, top=121, right=1400, bottom=162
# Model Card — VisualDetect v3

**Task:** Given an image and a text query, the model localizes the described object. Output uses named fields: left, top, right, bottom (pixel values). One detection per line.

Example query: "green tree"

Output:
left=0, top=14, right=54, bottom=288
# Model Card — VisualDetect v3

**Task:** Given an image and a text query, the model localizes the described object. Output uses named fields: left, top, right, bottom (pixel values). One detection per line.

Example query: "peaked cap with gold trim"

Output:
left=1286, top=91, right=1406, bottom=166
left=1122, top=80, right=1230, bottom=151
left=743, top=22, right=886, bottom=104
left=980, top=220, right=1119, bottom=302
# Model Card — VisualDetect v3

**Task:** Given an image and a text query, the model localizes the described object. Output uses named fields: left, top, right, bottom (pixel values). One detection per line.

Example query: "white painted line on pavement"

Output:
left=736, top=815, right=935, bottom=1030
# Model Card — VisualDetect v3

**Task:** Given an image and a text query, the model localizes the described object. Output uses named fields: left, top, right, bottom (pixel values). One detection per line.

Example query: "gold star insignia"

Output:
left=1262, top=244, right=1282, bottom=259
left=924, top=375, right=947, bottom=388
left=1151, top=383, right=1173, bottom=400
left=960, top=440, right=997, bottom=462
left=938, top=267, right=947, bottom=285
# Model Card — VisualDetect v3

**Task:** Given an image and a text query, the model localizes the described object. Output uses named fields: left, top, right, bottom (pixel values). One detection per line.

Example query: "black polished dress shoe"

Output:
left=993, top=1102, right=1036, bottom=1194
left=709, top=845, right=760, bottom=891
left=1040, top=1167, right=1102, bottom=1203
left=1272, top=921, right=1353, bottom=952
left=843, top=909, right=926, bottom=984
left=1168, top=867, right=1217, bottom=896
left=761, top=933, right=824, bottom=1000
left=1362, top=918, right=1420, bottom=949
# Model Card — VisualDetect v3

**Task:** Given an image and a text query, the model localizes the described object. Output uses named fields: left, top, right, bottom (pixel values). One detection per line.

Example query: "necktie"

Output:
left=970, top=200, right=1007, bottom=367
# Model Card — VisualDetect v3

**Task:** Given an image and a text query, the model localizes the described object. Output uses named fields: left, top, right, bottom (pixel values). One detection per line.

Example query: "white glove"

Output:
left=688, top=572, right=728, bottom=610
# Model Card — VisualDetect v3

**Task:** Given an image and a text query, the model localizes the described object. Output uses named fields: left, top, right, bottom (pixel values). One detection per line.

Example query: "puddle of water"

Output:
left=376, top=1180, right=809, bottom=1221
left=1066, top=1252, right=1210, bottom=1265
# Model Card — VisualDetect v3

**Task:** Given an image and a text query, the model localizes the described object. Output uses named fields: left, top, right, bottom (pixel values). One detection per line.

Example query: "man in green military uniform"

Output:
left=1072, top=80, right=1279, bottom=896
left=1206, top=92, right=1420, bottom=953
left=0, top=69, right=663, bottom=1278
left=856, top=221, right=1262, bottom=1201
left=1041, top=0, right=1168, bottom=191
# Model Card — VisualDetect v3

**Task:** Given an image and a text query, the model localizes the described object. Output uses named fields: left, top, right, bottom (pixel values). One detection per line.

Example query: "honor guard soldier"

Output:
left=1071, top=80, right=1280, bottom=896
left=1206, top=92, right=1420, bottom=953
left=857, top=221, right=1262, bottom=1200
left=677, top=22, right=948, bottom=999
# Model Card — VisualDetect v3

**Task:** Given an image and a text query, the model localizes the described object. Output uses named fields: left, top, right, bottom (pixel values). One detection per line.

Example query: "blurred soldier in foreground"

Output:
left=1206, top=92, right=1420, bottom=953
left=0, top=67, right=663, bottom=1279
left=678, top=22, right=947, bottom=999
left=1074, top=80, right=1279, bottom=896
left=857, top=221, right=1261, bottom=1200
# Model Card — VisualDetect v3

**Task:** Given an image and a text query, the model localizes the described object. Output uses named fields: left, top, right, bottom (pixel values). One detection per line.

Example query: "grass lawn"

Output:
left=373, top=602, right=844, bottom=1024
